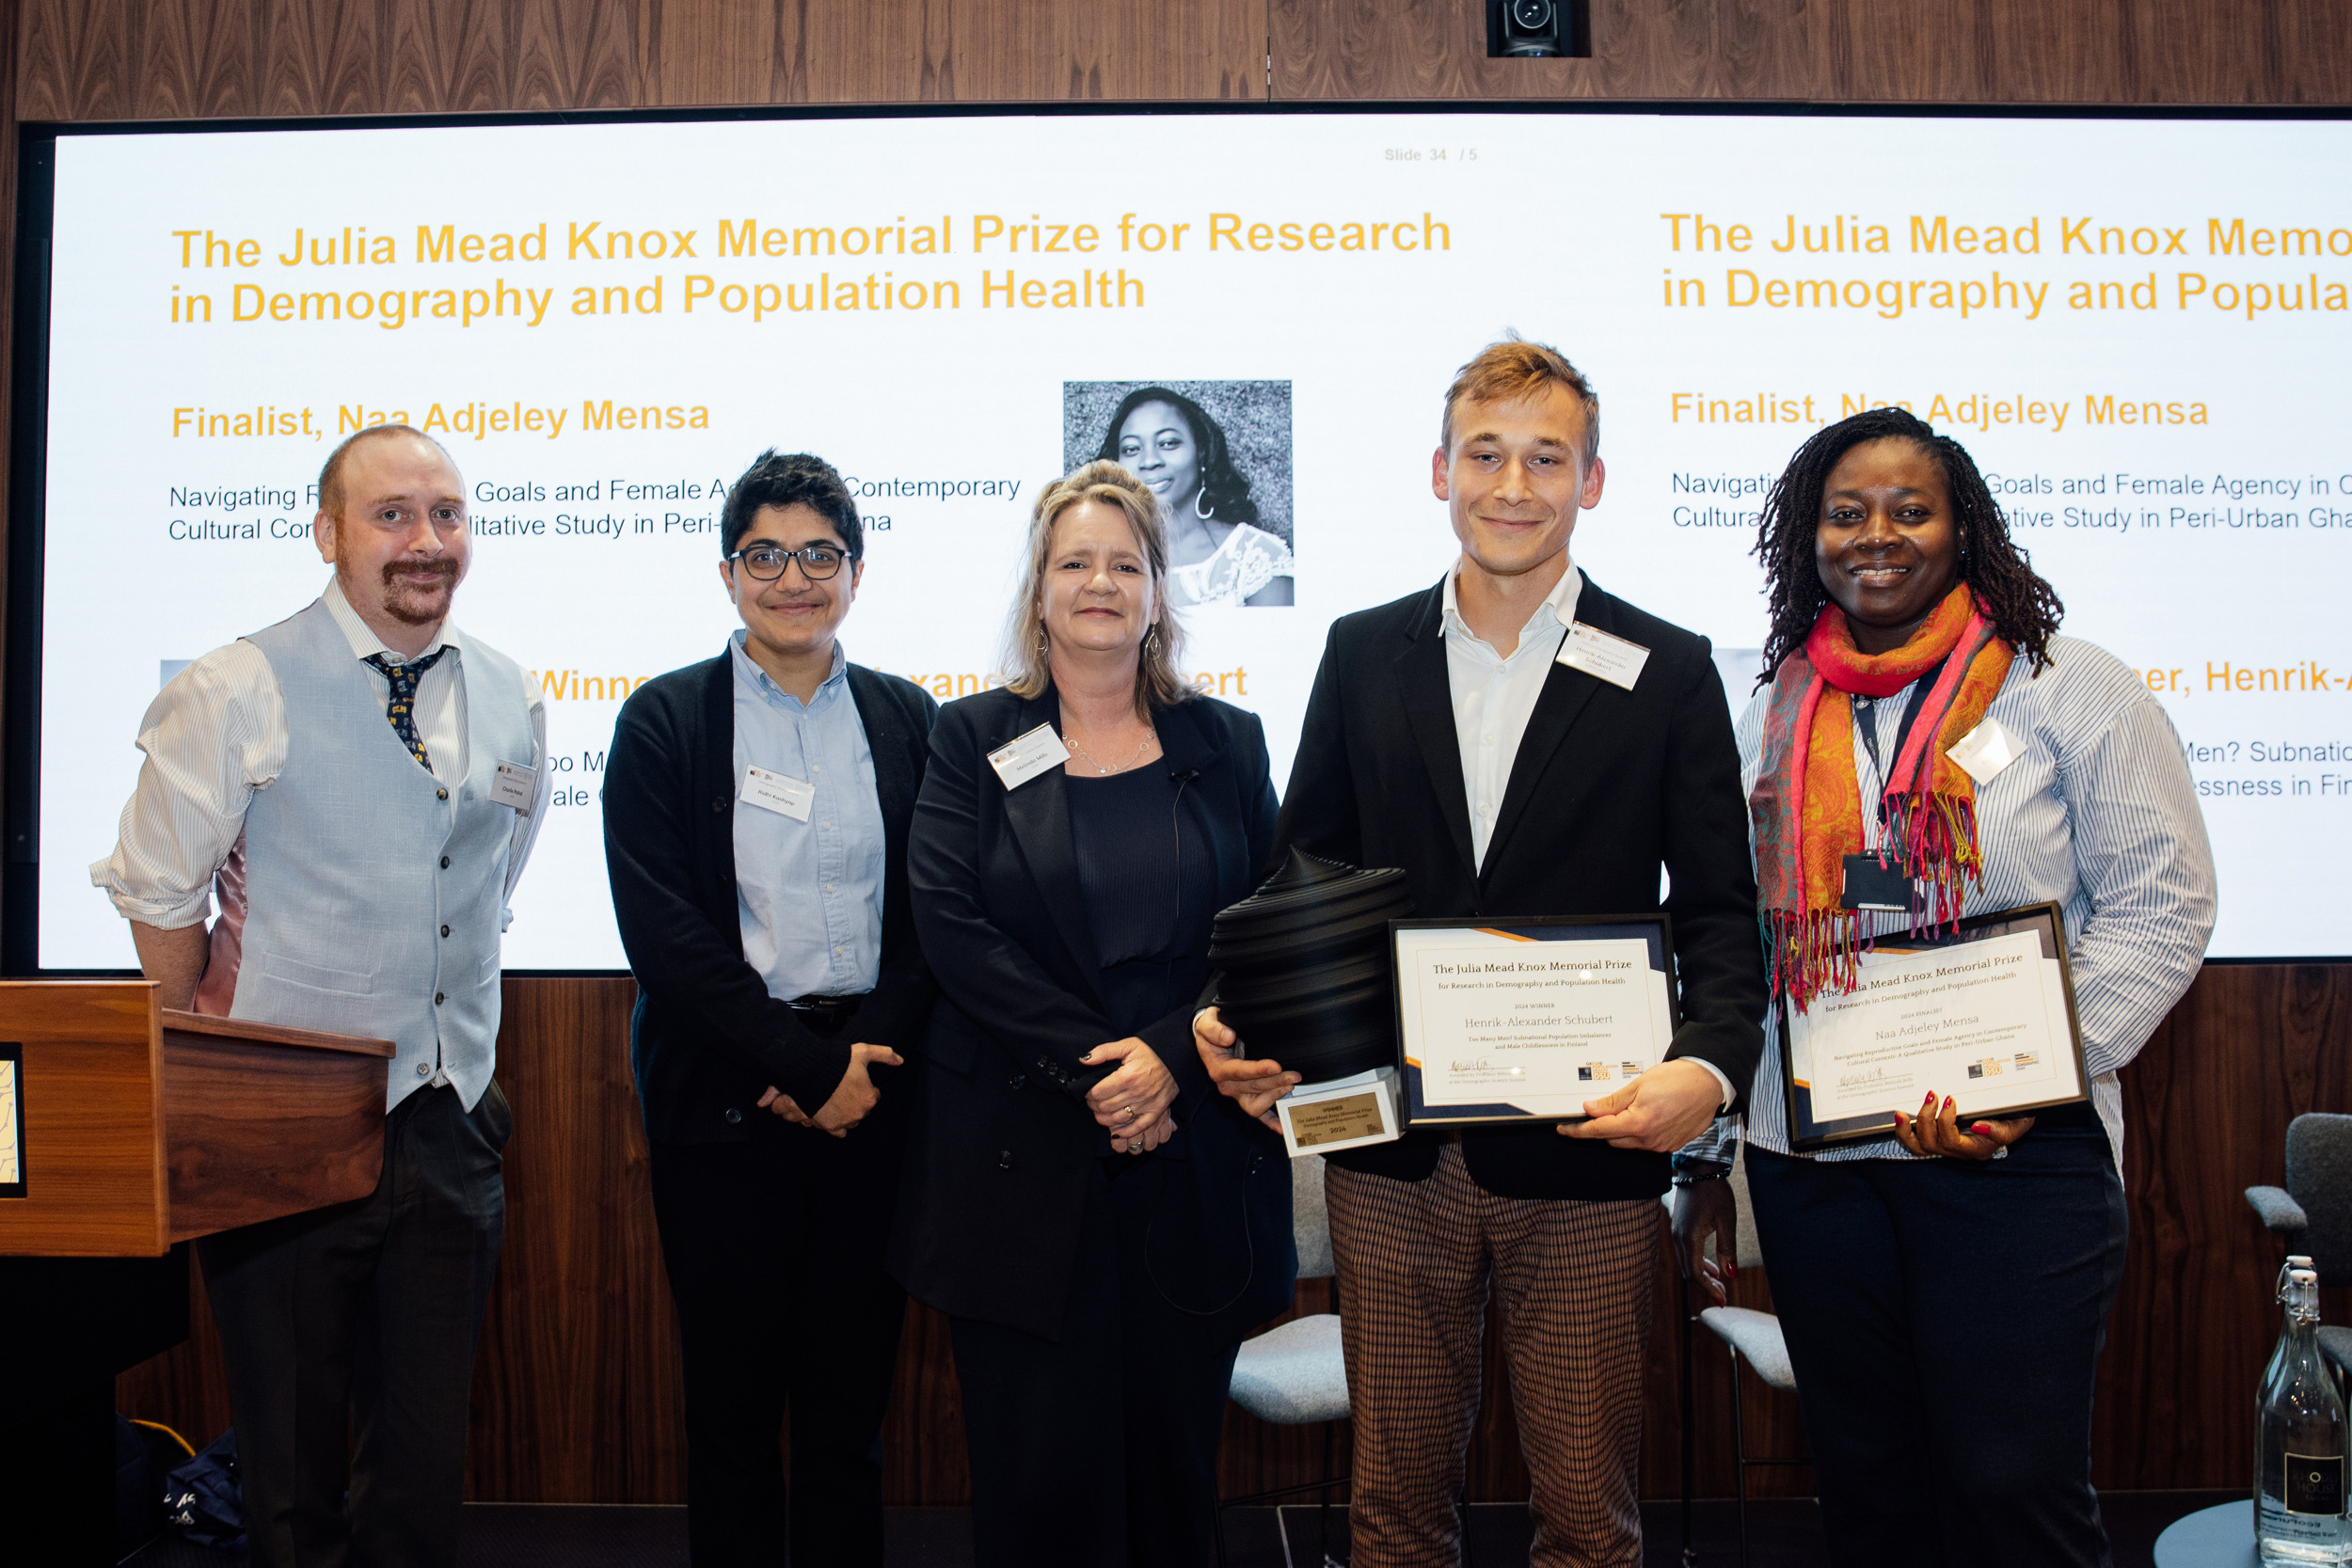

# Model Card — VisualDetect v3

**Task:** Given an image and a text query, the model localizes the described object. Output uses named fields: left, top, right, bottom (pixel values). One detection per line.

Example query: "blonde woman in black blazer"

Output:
left=891, top=461, right=1294, bottom=1568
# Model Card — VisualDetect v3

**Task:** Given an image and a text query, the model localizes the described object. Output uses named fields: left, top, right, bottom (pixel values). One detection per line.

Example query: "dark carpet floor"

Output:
left=119, top=1490, right=2242, bottom=1567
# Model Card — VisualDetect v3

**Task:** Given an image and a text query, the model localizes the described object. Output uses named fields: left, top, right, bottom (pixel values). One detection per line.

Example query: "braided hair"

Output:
left=1095, top=387, right=1262, bottom=529
left=1754, top=406, right=2062, bottom=686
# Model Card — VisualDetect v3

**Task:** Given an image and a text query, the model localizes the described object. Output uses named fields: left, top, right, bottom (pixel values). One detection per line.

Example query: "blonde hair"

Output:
left=1439, top=332, right=1600, bottom=465
left=999, top=460, right=1192, bottom=720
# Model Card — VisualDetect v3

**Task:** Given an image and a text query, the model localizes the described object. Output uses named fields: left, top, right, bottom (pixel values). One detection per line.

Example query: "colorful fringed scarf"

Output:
left=1750, top=585, right=2014, bottom=1009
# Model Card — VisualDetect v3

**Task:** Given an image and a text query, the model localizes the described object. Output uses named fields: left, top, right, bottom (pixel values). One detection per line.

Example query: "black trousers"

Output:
left=197, top=1081, right=511, bottom=1568
left=949, top=1155, right=1243, bottom=1568
left=647, top=1099, right=909, bottom=1567
left=1744, top=1110, right=2129, bottom=1568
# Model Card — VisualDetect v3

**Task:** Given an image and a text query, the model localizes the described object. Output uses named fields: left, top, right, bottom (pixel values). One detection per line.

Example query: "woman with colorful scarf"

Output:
left=1692, top=408, right=2216, bottom=1566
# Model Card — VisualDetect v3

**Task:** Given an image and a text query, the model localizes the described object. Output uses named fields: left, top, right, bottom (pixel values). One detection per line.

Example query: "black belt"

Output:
left=787, top=993, right=865, bottom=1035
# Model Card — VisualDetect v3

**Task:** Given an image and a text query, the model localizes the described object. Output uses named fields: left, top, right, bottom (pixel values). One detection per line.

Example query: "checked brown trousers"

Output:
left=1324, top=1142, right=1661, bottom=1568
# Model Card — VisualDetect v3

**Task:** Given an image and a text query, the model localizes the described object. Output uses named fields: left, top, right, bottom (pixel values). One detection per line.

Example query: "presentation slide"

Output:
left=29, top=110, right=2352, bottom=966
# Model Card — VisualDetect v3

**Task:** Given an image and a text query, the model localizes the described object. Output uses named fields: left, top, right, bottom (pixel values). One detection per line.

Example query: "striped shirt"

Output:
left=1736, top=634, right=2217, bottom=1165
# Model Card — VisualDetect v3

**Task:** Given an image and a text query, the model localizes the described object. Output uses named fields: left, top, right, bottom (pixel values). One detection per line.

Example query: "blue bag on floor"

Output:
left=164, top=1429, right=246, bottom=1552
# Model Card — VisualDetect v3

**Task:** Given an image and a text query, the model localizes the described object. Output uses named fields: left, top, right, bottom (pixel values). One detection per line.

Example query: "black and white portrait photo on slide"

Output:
left=1062, top=380, right=1295, bottom=608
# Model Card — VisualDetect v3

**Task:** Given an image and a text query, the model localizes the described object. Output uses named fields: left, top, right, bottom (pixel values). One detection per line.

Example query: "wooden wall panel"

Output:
left=701, top=0, right=1264, bottom=105
left=1266, top=0, right=2352, bottom=103
left=464, top=976, right=680, bottom=1501
left=16, top=0, right=1263, bottom=119
left=2095, top=965, right=2352, bottom=1490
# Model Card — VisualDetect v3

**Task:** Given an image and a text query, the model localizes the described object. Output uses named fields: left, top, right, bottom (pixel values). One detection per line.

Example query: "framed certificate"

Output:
left=1393, top=915, right=1679, bottom=1127
left=1783, top=902, right=2090, bottom=1150
left=0, top=1042, right=22, bottom=1197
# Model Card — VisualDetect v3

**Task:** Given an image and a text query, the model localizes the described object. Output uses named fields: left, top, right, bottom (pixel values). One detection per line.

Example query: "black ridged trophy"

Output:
left=1209, top=847, right=1412, bottom=1154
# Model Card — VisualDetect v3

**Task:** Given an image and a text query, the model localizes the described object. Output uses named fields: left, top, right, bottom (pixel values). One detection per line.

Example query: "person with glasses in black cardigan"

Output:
left=602, top=450, right=938, bottom=1567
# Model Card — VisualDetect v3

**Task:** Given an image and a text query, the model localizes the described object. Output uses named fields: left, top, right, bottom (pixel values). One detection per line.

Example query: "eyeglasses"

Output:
left=726, top=543, right=850, bottom=581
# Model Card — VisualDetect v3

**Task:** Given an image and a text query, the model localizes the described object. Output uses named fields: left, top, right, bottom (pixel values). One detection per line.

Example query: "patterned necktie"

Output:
left=363, top=647, right=450, bottom=771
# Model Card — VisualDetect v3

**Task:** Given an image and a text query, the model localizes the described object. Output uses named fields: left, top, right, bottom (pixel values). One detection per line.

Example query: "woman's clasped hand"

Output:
left=1080, top=1037, right=1181, bottom=1153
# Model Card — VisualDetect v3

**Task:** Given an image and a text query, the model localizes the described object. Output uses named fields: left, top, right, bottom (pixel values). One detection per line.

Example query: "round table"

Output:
left=2153, top=1501, right=2255, bottom=1567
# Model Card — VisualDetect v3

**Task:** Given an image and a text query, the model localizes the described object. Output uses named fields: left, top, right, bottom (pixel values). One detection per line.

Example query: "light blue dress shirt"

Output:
left=729, top=631, right=886, bottom=1001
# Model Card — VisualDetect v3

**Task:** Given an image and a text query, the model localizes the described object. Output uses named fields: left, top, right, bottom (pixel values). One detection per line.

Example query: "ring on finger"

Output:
left=1121, top=1105, right=1136, bottom=1121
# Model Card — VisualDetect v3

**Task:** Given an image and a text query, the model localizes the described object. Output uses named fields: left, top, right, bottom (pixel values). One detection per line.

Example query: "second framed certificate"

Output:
left=1783, top=902, right=2089, bottom=1150
left=1393, top=915, right=1679, bottom=1127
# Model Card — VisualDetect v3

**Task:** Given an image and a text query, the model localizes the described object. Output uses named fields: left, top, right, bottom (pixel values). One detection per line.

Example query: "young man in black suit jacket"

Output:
left=1199, top=339, right=1768, bottom=1567
left=603, top=451, right=937, bottom=1568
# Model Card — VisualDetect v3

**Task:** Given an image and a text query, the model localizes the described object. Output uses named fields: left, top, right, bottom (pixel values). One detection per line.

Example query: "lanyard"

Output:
left=1851, top=657, right=1948, bottom=849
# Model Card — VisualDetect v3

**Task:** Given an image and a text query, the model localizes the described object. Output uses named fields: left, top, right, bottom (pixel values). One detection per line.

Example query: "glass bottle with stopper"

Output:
left=2270, top=1256, right=2325, bottom=1401
left=2259, top=1266, right=2352, bottom=1564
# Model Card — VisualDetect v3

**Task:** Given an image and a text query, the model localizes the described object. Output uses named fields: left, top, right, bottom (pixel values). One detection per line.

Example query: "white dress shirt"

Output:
left=1439, top=556, right=1735, bottom=1111
left=1441, top=558, right=1583, bottom=870
left=91, top=576, right=549, bottom=931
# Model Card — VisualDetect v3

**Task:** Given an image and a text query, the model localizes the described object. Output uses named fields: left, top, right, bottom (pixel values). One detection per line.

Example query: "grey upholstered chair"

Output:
left=1217, top=1154, right=1348, bottom=1567
left=1685, top=1147, right=1808, bottom=1568
left=2247, top=1112, right=2352, bottom=1373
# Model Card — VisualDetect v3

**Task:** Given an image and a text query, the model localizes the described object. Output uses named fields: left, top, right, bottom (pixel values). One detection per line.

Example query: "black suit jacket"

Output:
left=602, top=647, right=938, bottom=1144
left=889, top=686, right=1295, bottom=1340
left=1277, top=574, right=1768, bottom=1200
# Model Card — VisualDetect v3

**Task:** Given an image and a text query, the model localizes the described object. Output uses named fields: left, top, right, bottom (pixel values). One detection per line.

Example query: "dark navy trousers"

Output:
left=648, top=1106, right=910, bottom=1568
left=1745, top=1108, right=2129, bottom=1568
left=949, top=1156, right=1243, bottom=1568
left=199, top=1082, right=510, bottom=1568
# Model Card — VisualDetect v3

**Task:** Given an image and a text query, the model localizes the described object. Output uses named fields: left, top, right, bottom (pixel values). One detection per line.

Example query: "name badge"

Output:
left=1947, top=717, right=2019, bottom=785
left=1841, top=852, right=1917, bottom=911
left=1556, top=622, right=1651, bottom=691
left=490, top=761, right=537, bottom=809
left=988, top=723, right=1071, bottom=791
left=742, top=765, right=816, bottom=821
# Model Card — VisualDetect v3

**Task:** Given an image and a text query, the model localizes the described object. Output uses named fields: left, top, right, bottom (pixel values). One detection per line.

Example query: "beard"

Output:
left=355, top=556, right=461, bottom=626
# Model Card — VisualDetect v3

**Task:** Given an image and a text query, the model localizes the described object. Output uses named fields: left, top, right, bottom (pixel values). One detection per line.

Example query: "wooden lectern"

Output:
left=0, top=981, right=392, bottom=1562
left=0, top=979, right=393, bottom=1257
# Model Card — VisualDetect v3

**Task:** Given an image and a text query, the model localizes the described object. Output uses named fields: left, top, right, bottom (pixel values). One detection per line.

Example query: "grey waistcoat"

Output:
left=231, top=599, right=532, bottom=1111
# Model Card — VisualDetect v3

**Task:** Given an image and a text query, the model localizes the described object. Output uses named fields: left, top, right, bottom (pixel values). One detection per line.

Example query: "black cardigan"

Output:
left=888, top=687, right=1295, bottom=1340
left=602, top=646, right=938, bottom=1144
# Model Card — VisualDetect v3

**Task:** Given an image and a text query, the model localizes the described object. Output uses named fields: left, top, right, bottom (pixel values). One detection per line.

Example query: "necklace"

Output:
left=1063, top=726, right=1157, bottom=776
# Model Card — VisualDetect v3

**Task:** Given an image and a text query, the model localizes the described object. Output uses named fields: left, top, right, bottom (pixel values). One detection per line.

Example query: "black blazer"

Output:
left=602, top=647, right=938, bottom=1144
left=889, top=686, right=1295, bottom=1341
left=1277, top=574, right=1768, bottom=1201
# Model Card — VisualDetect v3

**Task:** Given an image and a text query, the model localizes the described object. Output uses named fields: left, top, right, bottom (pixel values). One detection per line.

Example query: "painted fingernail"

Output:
left=1970, top=1122, right=1994, bottom=1136
left=1891, top=1113, right=1907, bottom=1128
left=1944, top=1096, right=1956, bottom=1113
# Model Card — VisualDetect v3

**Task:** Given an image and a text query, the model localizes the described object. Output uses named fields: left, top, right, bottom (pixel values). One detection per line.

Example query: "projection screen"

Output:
left=16, top=107, right=2351, bottom=968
